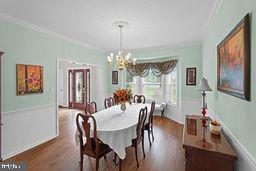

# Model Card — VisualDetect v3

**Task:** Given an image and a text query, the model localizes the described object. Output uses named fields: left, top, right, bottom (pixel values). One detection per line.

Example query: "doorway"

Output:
left=68, top=69, right=90, bottom=109
left=57, top=59, right=104, bottom=136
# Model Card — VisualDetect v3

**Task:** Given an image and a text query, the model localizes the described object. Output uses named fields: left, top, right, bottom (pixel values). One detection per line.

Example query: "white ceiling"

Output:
left=0, top=0, right=219, bottom=52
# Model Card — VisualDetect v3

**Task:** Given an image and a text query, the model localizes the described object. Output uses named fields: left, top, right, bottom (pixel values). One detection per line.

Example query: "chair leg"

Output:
left=148, top=129, right=152, bottom=146
left=79, top=150, right=83, bottom=171
left=134, top=145, right=139, bottom=167
left=113, top=153, right=118, bottom=166
left=96, top=158, right=99, bottom=171
left=162, top=109, right=165, bottom=118
left=119, top=158, right=122, bottom=171
left=151, top=125, right=155, bottom=141
left=142, top=137, right=146, bottom=158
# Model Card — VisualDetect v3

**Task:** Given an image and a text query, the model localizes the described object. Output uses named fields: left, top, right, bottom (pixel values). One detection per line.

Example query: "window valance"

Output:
left=126, top=59, right=178, bottom=77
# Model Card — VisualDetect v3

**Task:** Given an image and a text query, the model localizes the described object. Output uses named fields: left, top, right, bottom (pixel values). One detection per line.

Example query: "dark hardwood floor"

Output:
left=6, top=109, right=185, bottom=171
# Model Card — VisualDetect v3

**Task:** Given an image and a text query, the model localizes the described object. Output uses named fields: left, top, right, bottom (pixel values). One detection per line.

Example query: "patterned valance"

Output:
left=126, top=59, right=178, bottom=77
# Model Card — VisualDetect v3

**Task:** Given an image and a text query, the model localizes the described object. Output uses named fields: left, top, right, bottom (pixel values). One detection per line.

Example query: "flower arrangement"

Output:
left=113, top=88, right=133, bottom=104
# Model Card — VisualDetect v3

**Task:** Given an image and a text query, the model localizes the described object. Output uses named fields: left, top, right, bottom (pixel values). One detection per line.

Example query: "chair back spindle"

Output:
left=76, top=113, right=99, bottom=153
left=104, top=97, right=115, bottom=109
left=85, top=102, right=97, bottom=115
left=137, top=107, right=147, bottom=138
left=149, top=101, right=156, bottom=127
left=133, top=95, right=146, bottom=104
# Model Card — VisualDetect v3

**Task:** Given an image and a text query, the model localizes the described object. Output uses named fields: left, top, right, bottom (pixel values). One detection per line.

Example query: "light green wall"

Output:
left=202, top=0, right=256, bottom=158
left=109, top=44, right=202, bottom=100
left=0, top=18, right=108, bottom=113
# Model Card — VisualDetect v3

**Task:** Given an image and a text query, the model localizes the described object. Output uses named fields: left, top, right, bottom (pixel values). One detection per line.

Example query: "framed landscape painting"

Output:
left=186, top=68, right=196, bottom=86
left=17, top=64, right=43, bottom=95
left=217, top=14, right=250, bottom=101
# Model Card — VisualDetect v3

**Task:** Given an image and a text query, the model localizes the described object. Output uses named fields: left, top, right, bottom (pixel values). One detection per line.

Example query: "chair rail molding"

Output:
left=2, top=103, right=56, bottom=116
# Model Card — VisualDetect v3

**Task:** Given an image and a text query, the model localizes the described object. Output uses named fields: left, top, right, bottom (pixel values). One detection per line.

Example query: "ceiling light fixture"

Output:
left=107, top=21, right=136, bottom=71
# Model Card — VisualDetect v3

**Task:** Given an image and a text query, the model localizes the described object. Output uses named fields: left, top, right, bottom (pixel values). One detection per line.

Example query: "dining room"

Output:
left=0, top=0, right=256, bottom=171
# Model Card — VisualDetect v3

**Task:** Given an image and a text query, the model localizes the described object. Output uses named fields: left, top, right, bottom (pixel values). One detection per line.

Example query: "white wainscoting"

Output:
left=2, top=104, right=57, bottom=160
left=165, top=104, right=182, bottom=124
left=156, top=98, right=201, bottom=124
left=206, top=108, right=256, bottom=171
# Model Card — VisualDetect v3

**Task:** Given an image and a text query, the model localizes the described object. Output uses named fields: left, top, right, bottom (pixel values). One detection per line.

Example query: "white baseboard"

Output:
left=2, top=135, right=57, bottom=160
left=207, top=107, right=256, bottom=171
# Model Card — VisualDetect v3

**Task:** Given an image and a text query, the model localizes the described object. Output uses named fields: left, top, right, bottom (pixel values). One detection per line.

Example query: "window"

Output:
left=166, top=67, right=177, bottom=105
left=126, top=72, right=136, bottom=94
left=125, top=65, right=178, bottom=105
left=142, top=70, right=162, bottom=103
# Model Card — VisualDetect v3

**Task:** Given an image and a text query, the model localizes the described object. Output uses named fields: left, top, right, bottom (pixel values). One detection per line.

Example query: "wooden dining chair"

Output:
left=84, top=102, right=97, bottom=115
left=133, top=95, right=146, bottom=104
left=104, top=97, right=115, bottom=109
left=114, top=107, right=147, bottom=170
left=76, top=113, right=112, bottom=171
left=131, top=107, right=148, bottom=167
left=144, top=101, right=156, bottom=146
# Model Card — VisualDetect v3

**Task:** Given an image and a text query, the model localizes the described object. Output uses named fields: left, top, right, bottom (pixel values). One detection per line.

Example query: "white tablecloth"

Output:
left=75, top=103, right=151, bottom=159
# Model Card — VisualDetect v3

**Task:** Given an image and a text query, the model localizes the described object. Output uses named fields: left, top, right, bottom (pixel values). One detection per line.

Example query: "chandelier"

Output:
left=107, top=21, right=136, bottom=71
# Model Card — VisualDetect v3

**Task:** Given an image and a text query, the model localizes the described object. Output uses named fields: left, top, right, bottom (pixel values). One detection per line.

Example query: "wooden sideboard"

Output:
left=182, top=115, right=237, bottom=171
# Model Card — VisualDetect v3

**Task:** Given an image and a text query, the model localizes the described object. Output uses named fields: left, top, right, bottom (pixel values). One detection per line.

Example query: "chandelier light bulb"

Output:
left=107, top=56, right=112, bottom=63
left=110, top=53, right=114, bottom=58
left=126, top=53, right=130, bottom=60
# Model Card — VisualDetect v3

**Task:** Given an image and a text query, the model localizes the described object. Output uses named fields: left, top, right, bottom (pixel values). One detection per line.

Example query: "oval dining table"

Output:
left=75, top=103, right=151, bottom=160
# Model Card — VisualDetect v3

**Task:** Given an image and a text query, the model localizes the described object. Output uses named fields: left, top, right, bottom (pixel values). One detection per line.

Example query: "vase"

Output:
left=120, top=103, right=126, bottom=112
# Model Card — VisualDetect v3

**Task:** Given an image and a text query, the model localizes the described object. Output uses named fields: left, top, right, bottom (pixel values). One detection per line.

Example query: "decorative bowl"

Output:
left=210, top=121, right=221, bottom=134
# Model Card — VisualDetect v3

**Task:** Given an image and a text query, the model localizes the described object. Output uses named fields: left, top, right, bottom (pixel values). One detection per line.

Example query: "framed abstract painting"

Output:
left=186, top=68, right=196, bottom=86
left=217, top=14, right=250, bottom=101
left=17, top=64, right=43, bottom=95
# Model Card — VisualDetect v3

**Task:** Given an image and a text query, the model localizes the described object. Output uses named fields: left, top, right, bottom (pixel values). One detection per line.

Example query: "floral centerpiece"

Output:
left=113, top=88, right=133, bottom=112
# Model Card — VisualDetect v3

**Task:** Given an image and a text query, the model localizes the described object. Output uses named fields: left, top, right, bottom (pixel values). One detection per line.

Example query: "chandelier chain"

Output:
left=119, top=25, right=123, bottom=51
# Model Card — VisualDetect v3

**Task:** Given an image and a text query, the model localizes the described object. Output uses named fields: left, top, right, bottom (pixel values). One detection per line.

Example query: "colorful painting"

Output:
left=186, top=68, right=196, bottom=86
left=17, top=64, right=43, bottom=95
left=217, top=14, right=250, bottom=101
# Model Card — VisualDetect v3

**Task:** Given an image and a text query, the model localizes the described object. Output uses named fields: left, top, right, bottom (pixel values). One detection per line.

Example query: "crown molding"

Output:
left=126, top=40, right=202, bottom=54
left=0, top=12, right=107, bottom=53
left=0, top=0, right=223, bottom=55
left=201, top=0, right=224, bottom=41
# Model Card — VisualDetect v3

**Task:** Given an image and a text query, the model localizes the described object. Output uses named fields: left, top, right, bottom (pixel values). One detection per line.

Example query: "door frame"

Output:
left=56, top=58, right=98, bottom=136
left=0, top=51, right=4, bottom=161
